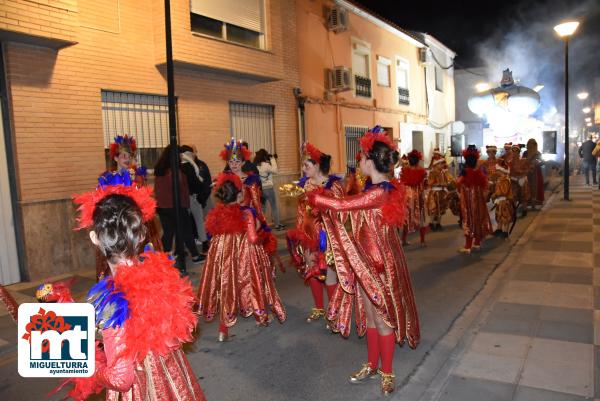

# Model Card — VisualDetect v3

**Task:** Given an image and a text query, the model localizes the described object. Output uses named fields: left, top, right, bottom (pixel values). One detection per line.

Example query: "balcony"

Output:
left=398, top=87, right=410, bottom=105
left=354, top=75, right=372, bottom=98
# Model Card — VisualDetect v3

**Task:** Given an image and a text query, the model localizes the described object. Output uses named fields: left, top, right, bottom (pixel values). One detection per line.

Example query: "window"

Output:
left=376, top=56, right=391, bottom=87
left=345, top=125, right=369, bottom=169
left=190, top=0, right=265, bottom=49
left=101, top=90, right=171, bottom=169
left=435, top=66, right=444, bottom=92
left=436, top=132, right=446, bottom=152
left=395, top=57, right=410, bottom=105
left=352, top=39, right=371, bottom=98
left=229, top=102, right=274, bottom=153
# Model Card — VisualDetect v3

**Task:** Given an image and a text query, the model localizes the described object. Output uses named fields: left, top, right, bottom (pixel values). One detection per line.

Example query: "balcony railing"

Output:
left=355, top=75, right=372, bottom=98
left=398, top=87, right=410, bottom=105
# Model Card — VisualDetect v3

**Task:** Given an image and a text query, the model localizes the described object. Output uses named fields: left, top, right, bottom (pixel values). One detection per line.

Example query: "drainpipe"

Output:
left=293, top=87, right=306, bottom=152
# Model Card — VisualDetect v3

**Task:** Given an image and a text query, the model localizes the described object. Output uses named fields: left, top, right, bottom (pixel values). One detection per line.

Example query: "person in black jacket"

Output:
left=579, top=135, right=597, bottom=185
left=180, top=145, right=212, bottom=255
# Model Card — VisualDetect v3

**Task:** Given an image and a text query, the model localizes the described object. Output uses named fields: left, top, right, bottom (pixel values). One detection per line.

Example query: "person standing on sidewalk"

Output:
left=308, top=126, right=420, bottom=396
left=578, top=134, right=597, bottom=186
left=457, top=145, right=493, bottom=254
left=255, top=149, right=284, bottom=230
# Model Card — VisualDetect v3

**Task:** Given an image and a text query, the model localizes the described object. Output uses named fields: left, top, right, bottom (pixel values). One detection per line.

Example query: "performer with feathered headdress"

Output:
left=286, top=142, right=344, bottom=323
left=308, top=126, right=420, bottom=396
left=197, top=172, right=286, bottom=342
left=456, top=145, right=493, bottom=253
left=54, top=176, right=205, bottom=401
left=400, top=149, right=428, bottom=246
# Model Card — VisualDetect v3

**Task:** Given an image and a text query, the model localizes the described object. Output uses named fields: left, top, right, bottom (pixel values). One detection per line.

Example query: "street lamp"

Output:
left=554, top=20, right=579, bottom=201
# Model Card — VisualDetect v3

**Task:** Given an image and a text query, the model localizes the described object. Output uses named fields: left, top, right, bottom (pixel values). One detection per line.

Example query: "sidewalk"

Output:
left=401, top=175, right=599, bottom=401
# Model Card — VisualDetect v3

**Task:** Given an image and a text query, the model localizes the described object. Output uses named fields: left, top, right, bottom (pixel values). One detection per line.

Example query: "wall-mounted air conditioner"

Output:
left=327, top=6, right=348, bottom=33
left=327, top=66, right=352, bottom=92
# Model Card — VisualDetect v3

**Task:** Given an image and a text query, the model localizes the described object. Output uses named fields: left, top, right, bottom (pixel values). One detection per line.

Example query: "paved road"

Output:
left=0, top=187, right=554, bottom=401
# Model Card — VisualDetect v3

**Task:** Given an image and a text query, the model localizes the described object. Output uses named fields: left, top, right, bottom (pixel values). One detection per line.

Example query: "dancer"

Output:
left=400, top=149, right=428, bottom=246
left=309, top=126, right=420, bottom=395
left=427, top=150, right=450, bottom=230
left=197, top=172, right=286, bottom=342
left=287, top=143, right=343, bottom=322
left=457, top=145, right=493, bottom=253
left=492, top=160, right=514, bottom=239
left=524, top=138, right=544, bottom=209
left=59, top=177, right=205, bottom=401
left=481, top=145, right=499, bottom=234
left=509, top=144, right=530, bottom=217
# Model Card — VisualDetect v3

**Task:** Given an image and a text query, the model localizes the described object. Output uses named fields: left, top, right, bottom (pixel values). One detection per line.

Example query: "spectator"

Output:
left=154, top=145, right=203, bottom=272
left=180, top=145, right=212, bottom=255
left=593, top=138, right=600, bottom=189
left=578, top=135, right=597, bottom=185
left=255, top=149, right=284, bottom=230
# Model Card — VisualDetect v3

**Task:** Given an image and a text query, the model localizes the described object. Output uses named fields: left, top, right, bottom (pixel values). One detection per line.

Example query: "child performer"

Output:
left=59, top=178, right=205, bottom=401
left=492, top=161, right=514, bottom=239
left=197, top=172, right=286, bottom=342
left=457, top=145, right=493, bottom=253
left=309, top=126, right=420, bottom=395
left=287, top=143, right=344, bottom=322
left=400, top=149, right=428, bottom=246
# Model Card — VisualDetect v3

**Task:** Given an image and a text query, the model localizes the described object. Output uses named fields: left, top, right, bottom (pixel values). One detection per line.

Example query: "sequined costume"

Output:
left=509, top=153, right=531, bottom=206
left=57, top=251, right=205, bottom=401
left=310, top=180, right=420, bottom=347
left=197, top=204, right=286, bottom=327
left=493, top=174, right=514, bottom=228
left=427, top=168, right=450, bottom=219
left=457, top=168, right=493, bottom=245
left=400, top=163, right=428, bottom=245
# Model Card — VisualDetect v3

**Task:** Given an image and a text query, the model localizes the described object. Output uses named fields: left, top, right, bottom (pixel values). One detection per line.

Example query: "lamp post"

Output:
left=554, top=21, right=579, bottom=201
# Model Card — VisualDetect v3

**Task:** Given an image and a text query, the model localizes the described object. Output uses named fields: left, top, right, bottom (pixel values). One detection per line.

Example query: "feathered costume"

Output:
left=308, top=131, right=420, bottom=347
left=59, top=180, right=204, bottom=401
left=400, top=150, right=428, bottom=244
left=457, top=147, right=493, bottom=251
left=197, top=173, right=286, bottom=330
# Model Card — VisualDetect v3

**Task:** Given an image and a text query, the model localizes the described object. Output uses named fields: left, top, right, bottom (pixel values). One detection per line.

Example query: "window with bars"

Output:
left=396, top=57, right=410, bottom=105
left=398, top=87, right=410, bottom=105
left=101, top=90, right=171, bottom=169
left=229, top=102, right=274, bottom=154
left=345, top=125, right=369, bottom=170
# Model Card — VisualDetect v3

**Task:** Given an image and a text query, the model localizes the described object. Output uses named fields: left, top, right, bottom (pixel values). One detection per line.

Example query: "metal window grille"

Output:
left=398, top=87, right=410, bottom=105
left=101, top=90, right=171, bottom=169
left=229, top=102, right=274, bottom=153
left=345, top=125, right=369, bottom=170
left=354, top=75, right=372, bottom=98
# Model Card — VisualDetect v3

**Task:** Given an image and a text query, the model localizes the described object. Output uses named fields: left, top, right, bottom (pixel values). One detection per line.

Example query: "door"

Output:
left=412, top=130, right=424, bottom=155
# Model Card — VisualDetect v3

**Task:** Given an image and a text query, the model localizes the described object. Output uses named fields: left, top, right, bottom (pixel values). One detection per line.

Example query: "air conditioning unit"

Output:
left=327, top=66, right=351, bottom=92
left=419, top=48, right=429, bottom=64
left=327, top=6, right=348, bottom=33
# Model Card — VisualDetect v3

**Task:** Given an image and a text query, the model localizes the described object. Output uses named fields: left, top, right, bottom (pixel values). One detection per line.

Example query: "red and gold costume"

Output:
left=457, top=147, right=493, bottom=252
left=427, top=151, right=451, bottom=228
left=492, top=162, right=513, bottom=237
left=61, top=180, right=205, bottom=401
left=197, top=174, right=286, bottom=337
left=525, top=139, right=544, bottom=207
left=400, top=150, right=428, bottom=245
left=481, top=145, right=499, bottom=189
left=509, top=145, right=531, bottom=207
left=287, top=143, right=344, bottom=321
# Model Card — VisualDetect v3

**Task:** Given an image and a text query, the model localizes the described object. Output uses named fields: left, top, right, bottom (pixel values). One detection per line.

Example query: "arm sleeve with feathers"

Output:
left=311, top=188, right=384, bottom=212
left=244, top=210, right=259, bottom=244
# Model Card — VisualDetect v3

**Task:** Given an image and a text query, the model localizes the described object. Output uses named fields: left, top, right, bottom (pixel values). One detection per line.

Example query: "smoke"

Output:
left=475, top=0, right=600, bottom=125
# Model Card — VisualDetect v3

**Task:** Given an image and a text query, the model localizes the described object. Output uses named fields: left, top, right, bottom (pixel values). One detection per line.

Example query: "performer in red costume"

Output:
left=197, top=172, right=286, bottom=342
left=457, top=145, right=493, bottom=254
left=56, top=177, right=205, bottom=401
left=287, top=143, right=344, bottom=322
left=309, top=126, right=420, bottom=395
left=400, top=149, right=428, bottom=246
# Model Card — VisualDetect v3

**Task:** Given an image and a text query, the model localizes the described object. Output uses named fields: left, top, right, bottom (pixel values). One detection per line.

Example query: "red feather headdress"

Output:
left=359, top=126, right=397, bottom=154
left=73, top=185, right=156, bottom=230
left=462, top=146, right=481, bottom=159
left=109, top=135, right=137, bottom=160
left=407, top=149, right=423, bottom=160
left=214, top=171, right=243, bottom=191
left=219, top=138, right=252, bottom=162
left=301, top=142, right=324, bottom=162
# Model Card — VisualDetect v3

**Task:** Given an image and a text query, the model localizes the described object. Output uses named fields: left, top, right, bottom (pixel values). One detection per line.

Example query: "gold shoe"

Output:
left=306, top=308, right=325, bottom=322
left=379, top=371, right=395, bottom=395
left=349, top=363, right=378, bottom=383
left=472, top=244, right=481, bottom=251
left=457, top=247, right=471, bottom=254
left=217, top=332, right=230, bottom=342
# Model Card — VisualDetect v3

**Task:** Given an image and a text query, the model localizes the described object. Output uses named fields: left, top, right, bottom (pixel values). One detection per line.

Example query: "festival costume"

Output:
left=509, top=146, right=531, bottom=210
left=400, top=150, right=428, bottom=245
left=492, top=163, right=514, bottom=238
left=525, top=150, right=544, bottom=207
left=197, top=173, right=286, bottom=338
left=286, top=143, right=344, bottom=321
left=457, top=148, right=493, bottom=253
left=61, top=179, right=205, bottom=401
left=427, top=152, right=451, bottom=229
left=309, top=128, right=420, bottom=395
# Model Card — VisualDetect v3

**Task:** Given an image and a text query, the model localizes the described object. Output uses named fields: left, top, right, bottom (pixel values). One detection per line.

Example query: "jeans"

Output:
left=582, top=159, right=597, bottom=185
left=157, top=208, right=200, bottom=258
left=261, top=186, right=280, bottom=226
left=188, top=196, right=207, bottom=242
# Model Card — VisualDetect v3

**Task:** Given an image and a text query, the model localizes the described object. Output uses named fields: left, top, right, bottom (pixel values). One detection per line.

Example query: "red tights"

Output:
left=366, top=328, right=396, bottom=374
